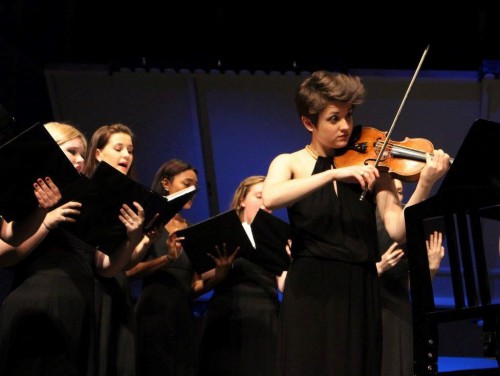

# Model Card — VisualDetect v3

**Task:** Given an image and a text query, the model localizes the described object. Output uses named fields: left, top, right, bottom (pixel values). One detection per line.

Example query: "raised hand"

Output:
left=426, top=230, right=445, bottom=278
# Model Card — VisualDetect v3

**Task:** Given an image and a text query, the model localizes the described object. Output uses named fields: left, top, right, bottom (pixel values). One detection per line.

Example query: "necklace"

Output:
left=305, top=144, right=319, bottom=160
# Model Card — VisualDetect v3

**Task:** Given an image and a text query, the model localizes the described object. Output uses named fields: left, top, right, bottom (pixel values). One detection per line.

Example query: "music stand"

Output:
left=438, top=118, right=500, bottom=194
left=405, top=118, right=500, bottom=375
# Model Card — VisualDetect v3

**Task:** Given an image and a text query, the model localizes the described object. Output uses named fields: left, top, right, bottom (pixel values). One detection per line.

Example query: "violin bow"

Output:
left=360, top=44, right=430, bottom=201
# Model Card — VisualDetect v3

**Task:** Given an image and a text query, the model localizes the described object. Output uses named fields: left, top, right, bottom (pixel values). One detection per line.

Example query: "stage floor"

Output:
left=439, top=356, right=498, bottom=373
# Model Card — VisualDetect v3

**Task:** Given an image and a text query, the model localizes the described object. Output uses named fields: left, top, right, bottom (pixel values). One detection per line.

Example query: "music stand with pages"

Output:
left=0, top=122, right=82, bottom=222
left=405, top=119, right=500, bottom=375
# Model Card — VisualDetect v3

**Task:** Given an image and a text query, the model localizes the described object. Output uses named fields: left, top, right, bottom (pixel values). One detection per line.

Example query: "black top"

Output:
left=288, top=155, right=379, bottom=263
left=0, top=228, right=98, bottom=375
left=142, top=230, right=195, bottom=295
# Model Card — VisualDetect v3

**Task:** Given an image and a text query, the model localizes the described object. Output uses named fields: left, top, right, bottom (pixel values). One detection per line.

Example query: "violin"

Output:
left=334, top=125, right=449, bottom=182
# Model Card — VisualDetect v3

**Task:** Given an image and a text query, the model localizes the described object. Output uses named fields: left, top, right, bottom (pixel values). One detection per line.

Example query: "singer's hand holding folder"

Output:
left=177, top=209, right=291, bottom=276
left=0, top=122, right=82, bottom=222
left=177, top=210, right=253, bottom=275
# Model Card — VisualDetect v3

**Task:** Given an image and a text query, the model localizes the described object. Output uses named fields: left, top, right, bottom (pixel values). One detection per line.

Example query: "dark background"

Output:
left=0, top=2, right=498, bottom=129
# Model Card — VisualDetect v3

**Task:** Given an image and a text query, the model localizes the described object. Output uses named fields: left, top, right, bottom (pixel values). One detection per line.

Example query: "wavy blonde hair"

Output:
left=44, top=121, right=87, bottom=152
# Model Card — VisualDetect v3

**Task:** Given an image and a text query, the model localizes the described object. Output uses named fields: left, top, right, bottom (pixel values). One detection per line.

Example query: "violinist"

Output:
left=262, top=70, right=451, bottom=376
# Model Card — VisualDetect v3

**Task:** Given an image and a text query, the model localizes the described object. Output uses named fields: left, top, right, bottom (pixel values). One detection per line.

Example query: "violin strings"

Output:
left=374, top=141, right=427, bottom=154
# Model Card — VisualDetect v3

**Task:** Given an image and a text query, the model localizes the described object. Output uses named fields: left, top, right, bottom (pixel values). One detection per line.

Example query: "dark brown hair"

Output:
left=295, top=70, right=365, bottom=125
left=151, top=159, right=198, bottom=195
left=83, top=123, right=136, bottom=179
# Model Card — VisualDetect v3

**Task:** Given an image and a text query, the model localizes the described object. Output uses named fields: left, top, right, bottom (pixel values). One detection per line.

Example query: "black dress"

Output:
left=197, top=257, right=281, bottom=376
left=279, top=156, right=382, bottom=376
left=134, top=230, right=197, bottom=376
left=376, top=210, right=413, bottom=376
left=0, top=228, right=97, bottom=376
left=94, top=269, right=137, bottom=376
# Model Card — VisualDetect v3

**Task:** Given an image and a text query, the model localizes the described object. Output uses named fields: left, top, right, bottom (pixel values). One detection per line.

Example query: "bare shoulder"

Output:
left=268, top=149, right=315, bottom=178
left=270, top=149, right=302, bottom=165
left=269, top=152, right=293, bottom=165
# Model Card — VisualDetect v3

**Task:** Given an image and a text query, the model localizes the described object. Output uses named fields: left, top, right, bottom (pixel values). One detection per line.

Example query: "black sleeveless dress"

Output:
left=0, top=228, right=97, bottom=376
left=279, top=156, right=382, bottom=376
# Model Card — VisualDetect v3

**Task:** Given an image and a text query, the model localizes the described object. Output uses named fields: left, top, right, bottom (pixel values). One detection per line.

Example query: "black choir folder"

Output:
left=249, top=209, right=291, bottom=275
left=0, top=104, right=16, bottom=143
left=0, top=122, right=82, bottom=222
left=178, top=209, right=291, bottom=276
left=62, top=161, right=198, bottom=254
